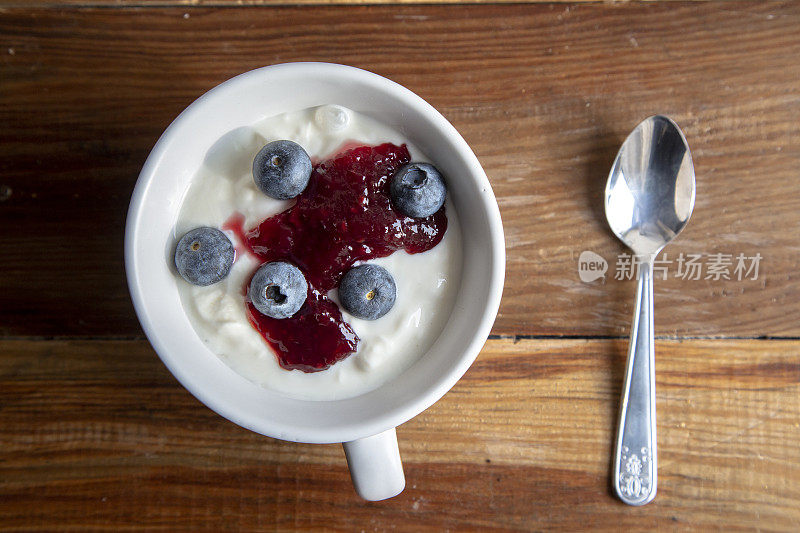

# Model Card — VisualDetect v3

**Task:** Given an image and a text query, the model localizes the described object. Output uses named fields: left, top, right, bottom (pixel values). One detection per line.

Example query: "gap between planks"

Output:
left=1, top=334, right=799, bottom=341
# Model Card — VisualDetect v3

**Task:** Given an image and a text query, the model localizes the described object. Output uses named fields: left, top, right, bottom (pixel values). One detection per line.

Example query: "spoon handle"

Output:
left=613, top=261, right=657, bottom=505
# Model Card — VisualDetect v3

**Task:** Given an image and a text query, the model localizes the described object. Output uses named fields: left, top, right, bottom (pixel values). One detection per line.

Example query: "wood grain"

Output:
left=0, top=0, right=724, bottom=6
left=1, top=3, right=799, bottom=338
left=1, top=338, right=798, bottom=530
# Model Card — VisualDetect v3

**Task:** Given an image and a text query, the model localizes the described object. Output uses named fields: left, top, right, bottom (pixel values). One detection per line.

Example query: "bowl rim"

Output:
left=125, top=62, right=505, bottom=443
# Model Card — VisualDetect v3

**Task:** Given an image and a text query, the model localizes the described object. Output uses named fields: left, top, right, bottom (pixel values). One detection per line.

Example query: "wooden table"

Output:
left=2, top=1, right=799, bottom=530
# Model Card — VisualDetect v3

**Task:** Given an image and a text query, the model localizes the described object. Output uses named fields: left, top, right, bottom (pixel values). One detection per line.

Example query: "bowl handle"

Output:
left=343, top=427, right=405, bottom=501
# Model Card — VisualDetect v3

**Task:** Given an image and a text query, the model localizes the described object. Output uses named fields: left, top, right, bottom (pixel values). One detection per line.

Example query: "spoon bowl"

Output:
left=606, top=115, right=696, bottom=256
left=605, top=115, right=695, bottom=505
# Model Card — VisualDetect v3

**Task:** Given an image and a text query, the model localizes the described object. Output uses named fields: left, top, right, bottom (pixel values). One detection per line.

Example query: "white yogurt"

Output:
left=175, top=106, right=462, bottom=401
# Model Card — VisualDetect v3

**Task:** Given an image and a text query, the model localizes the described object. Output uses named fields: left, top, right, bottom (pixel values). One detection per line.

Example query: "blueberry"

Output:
left=389, top=162, right=446, bottom=218
left=253, top=140, right=312, bottom=200
left=338, top=264, right=396, bottom=320
left=249, top=261, right=308, bottom=319
left=174, top=227, right=235, bottom=286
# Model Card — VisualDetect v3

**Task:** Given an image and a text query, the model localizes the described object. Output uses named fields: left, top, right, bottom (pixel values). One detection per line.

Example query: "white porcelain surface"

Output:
left=125, top=63, right=505, bottom=445
left=343, top=428, right=405, bottom=501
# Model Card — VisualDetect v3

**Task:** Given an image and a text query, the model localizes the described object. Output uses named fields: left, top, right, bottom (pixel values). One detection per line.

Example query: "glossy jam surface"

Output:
left=245, top=289, right=359, bottom=372
left=241, top=143, right=448, bottom=372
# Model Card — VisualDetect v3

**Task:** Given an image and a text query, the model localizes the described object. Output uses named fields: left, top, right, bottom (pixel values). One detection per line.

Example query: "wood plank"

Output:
left=1, top=338, right=799, bottom=530
left=1, top=3, right=799, bottom=337
left=0, top=0, right=728, bottom=6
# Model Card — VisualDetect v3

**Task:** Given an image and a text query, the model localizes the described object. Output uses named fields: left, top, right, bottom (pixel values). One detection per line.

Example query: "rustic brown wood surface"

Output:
left=2, top=339, right=799, bottom=530
left=1, top=2, right=799, bottom=338
left=0, top=0, right=729, bottom=6
left=1, top=1, right=799, bottom=531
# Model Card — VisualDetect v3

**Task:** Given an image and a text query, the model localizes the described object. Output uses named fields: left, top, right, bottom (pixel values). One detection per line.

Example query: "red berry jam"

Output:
left=245, top=288, right=359, bottom=372
left=238, top=143, right=448, bottom=373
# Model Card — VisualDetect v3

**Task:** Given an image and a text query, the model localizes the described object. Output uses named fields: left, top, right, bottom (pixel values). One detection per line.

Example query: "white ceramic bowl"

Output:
left=125, top=63, right=504, bottom=500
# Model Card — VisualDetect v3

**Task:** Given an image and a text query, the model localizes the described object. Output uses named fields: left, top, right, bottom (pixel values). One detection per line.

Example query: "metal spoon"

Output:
left=605, top=115, right=695, bottom=505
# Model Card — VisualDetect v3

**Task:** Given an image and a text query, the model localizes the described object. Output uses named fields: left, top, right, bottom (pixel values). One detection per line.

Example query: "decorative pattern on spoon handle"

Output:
left=613, top=261, right=657, bottom=506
